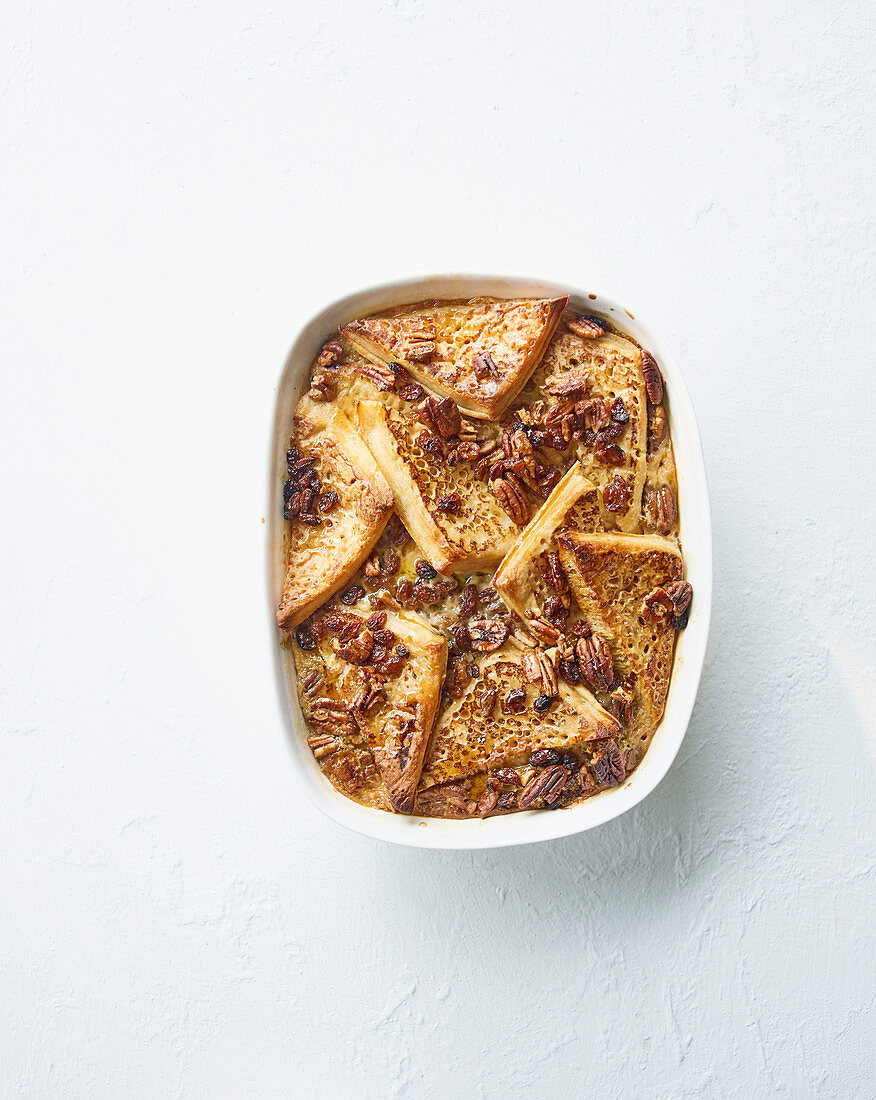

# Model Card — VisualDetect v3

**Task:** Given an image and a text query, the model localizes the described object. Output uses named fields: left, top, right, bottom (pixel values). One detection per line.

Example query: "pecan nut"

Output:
left=406, top=339, right=436, bottom=362
left=575, top=630, right=614, bottom=693
left=468, top=618, right=510, bottom=652
left=666, top=580, right=693, bottom=629
left=542, top=552, right=570, bottom=602
left=648, top=404, right=667, bottom=452
left=544, top=369, right=591, bottom=398
left=518, top=764, right=568, bottom=808
left=524, top=612, right=562, bottom=646
left=641, top=351, right=664, bottom=404
left=307, top=371, right=337, bottom=401
left=521, top=650, right=542, bottom=683
left=566, top=314, right=605, bottom=339
left=607, top=675, right=636, bottom=726
left=643, top=484, right=677, bottom=534
left=590, top=739, right=626, bottom=787
left=473, top=351, right=500, bottom=380
left=492, top=475, right=530, bottom=525
left=316, top=341, right=345, bottom=369
left=418, top=395, right=462, bottom=439
left=476, top=778, right=500, bottom=818
left=307, top=734, right=340, bottom=759
left=641, top=586, right=676, bottom=623
left=335, top=629, right=375, bottom=665
left=355, top=362, right=396, bottom=391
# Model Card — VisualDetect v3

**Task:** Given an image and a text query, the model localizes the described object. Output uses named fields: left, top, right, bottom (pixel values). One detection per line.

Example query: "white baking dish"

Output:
left=266, top=274, right=712, bottom=849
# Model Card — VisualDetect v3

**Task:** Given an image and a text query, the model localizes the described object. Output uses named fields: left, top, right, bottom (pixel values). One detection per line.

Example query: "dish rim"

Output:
left=266, top=272, right=712, bottom=850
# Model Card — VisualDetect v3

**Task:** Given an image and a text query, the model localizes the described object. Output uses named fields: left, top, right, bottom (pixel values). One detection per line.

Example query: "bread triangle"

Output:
left=512, top=325, right=648, bottom=532
left=342, top=295, right=567, bottom=420
left=494, top=461, right=602, bottom=625
left=420, top=638, right=619, bottom=790
left=557, top=531, right=683, bottom=756
left=357, top=398, right=521, bottom=573
left=296, top=607, right=447, bottom=813
left=276, top=397, right=393, bottom=630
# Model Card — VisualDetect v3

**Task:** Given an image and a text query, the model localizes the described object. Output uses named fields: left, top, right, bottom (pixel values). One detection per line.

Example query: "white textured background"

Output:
left=2, top=0, right=874, bottom=1096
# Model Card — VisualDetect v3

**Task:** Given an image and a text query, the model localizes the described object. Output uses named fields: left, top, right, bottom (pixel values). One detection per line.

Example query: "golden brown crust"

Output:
left=342, top=295, right=568, bottom=420
left=276, top=399, right=393, bottom=630
left=421, top=638, right=620, bottom=788
left=557, top=531, right=683, bottom=748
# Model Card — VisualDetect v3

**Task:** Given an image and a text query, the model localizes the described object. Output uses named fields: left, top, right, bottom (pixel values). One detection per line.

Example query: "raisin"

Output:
left=610, top=397, right=629, bottom=423
left=366, top=611, right=387, bottom=631
left=283, top=479, right=296, bottom=503
left=322, top=614, right=347, bottom=633
left=458, top=583, right=479, bottom=616
left=301, top=513, right=322, bottom=526
left=395, top=578, right=414, bottom=604
left=294, top=624, right=316, bottom=651
left=505, top=688, right=527, bottom=714
left=446, top=657, right=469, bottom=699
left=417, top=432, right=443, bottom=455
left=286, top=448, right=299, bottom=468
left=394, top=643, right=410, bottom=658
left=559, top=659, right=581, bottom=685
left=436, top=493, right=462, bottom=514
left=451, top=623, right=472, bottom=652
left=466, top=663, right=479, bottom=678
left=530, top=748, right=560, bottom=767
left=399, top=383, right=425, bottom=402
left=598, top=420, right=626, bottom=442
left=388, top=515, right=409, bottom=547
left=571, top=620, right=591, bottom=638
left=559, top=750, right=578, bottom=770
left=372, top=628, right=395, bottom=646
left=594, top=441, right=626, bottom=466
left=339, top=585, right=365, bottom=605
left=415, top=559, right=438, bottom=579
left=495, top=767, right=522, bottom=787
left=383, top=550, right=400, bottom=575
left=533, top=694, right=555, bottom=713
left=603, top=474, right=632, bottom=513
left=380, top=655, right=405, bottom=678
left=543, top=595, right=569, bottom=625
left=318, top=490, right=339, bottom=513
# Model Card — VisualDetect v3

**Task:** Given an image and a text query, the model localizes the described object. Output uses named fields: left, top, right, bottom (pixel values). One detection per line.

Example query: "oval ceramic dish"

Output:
left=266, top=274, right=712, bottom=849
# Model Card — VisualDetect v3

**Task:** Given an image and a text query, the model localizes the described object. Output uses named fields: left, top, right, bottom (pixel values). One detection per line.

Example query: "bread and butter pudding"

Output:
left=276, top=294, right=693, bottom=818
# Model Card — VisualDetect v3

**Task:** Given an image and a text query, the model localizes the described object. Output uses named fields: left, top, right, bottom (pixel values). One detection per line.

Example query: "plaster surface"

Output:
left=1, top=1, right=874, bottom=1096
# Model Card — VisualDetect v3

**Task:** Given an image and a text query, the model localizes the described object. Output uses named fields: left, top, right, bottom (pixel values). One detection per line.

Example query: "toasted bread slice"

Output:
left=276, top=398, right=393, bottom=630
left=342, top=295, right=567, bottom=420
left=557, top=531, right=682, bottom=753
left=295, top=607, right=447, bottom=813
left=494, top=462, right=602, bottom=624
left=514, top=324, right=648, bottom=532
left=420, top=638, right=620, bottom=789
left=357, top=399, right=521, bottom=573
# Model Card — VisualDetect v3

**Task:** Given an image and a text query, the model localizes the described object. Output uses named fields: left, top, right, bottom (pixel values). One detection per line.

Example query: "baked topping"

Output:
left=280, top=294, right=687, bottom=817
